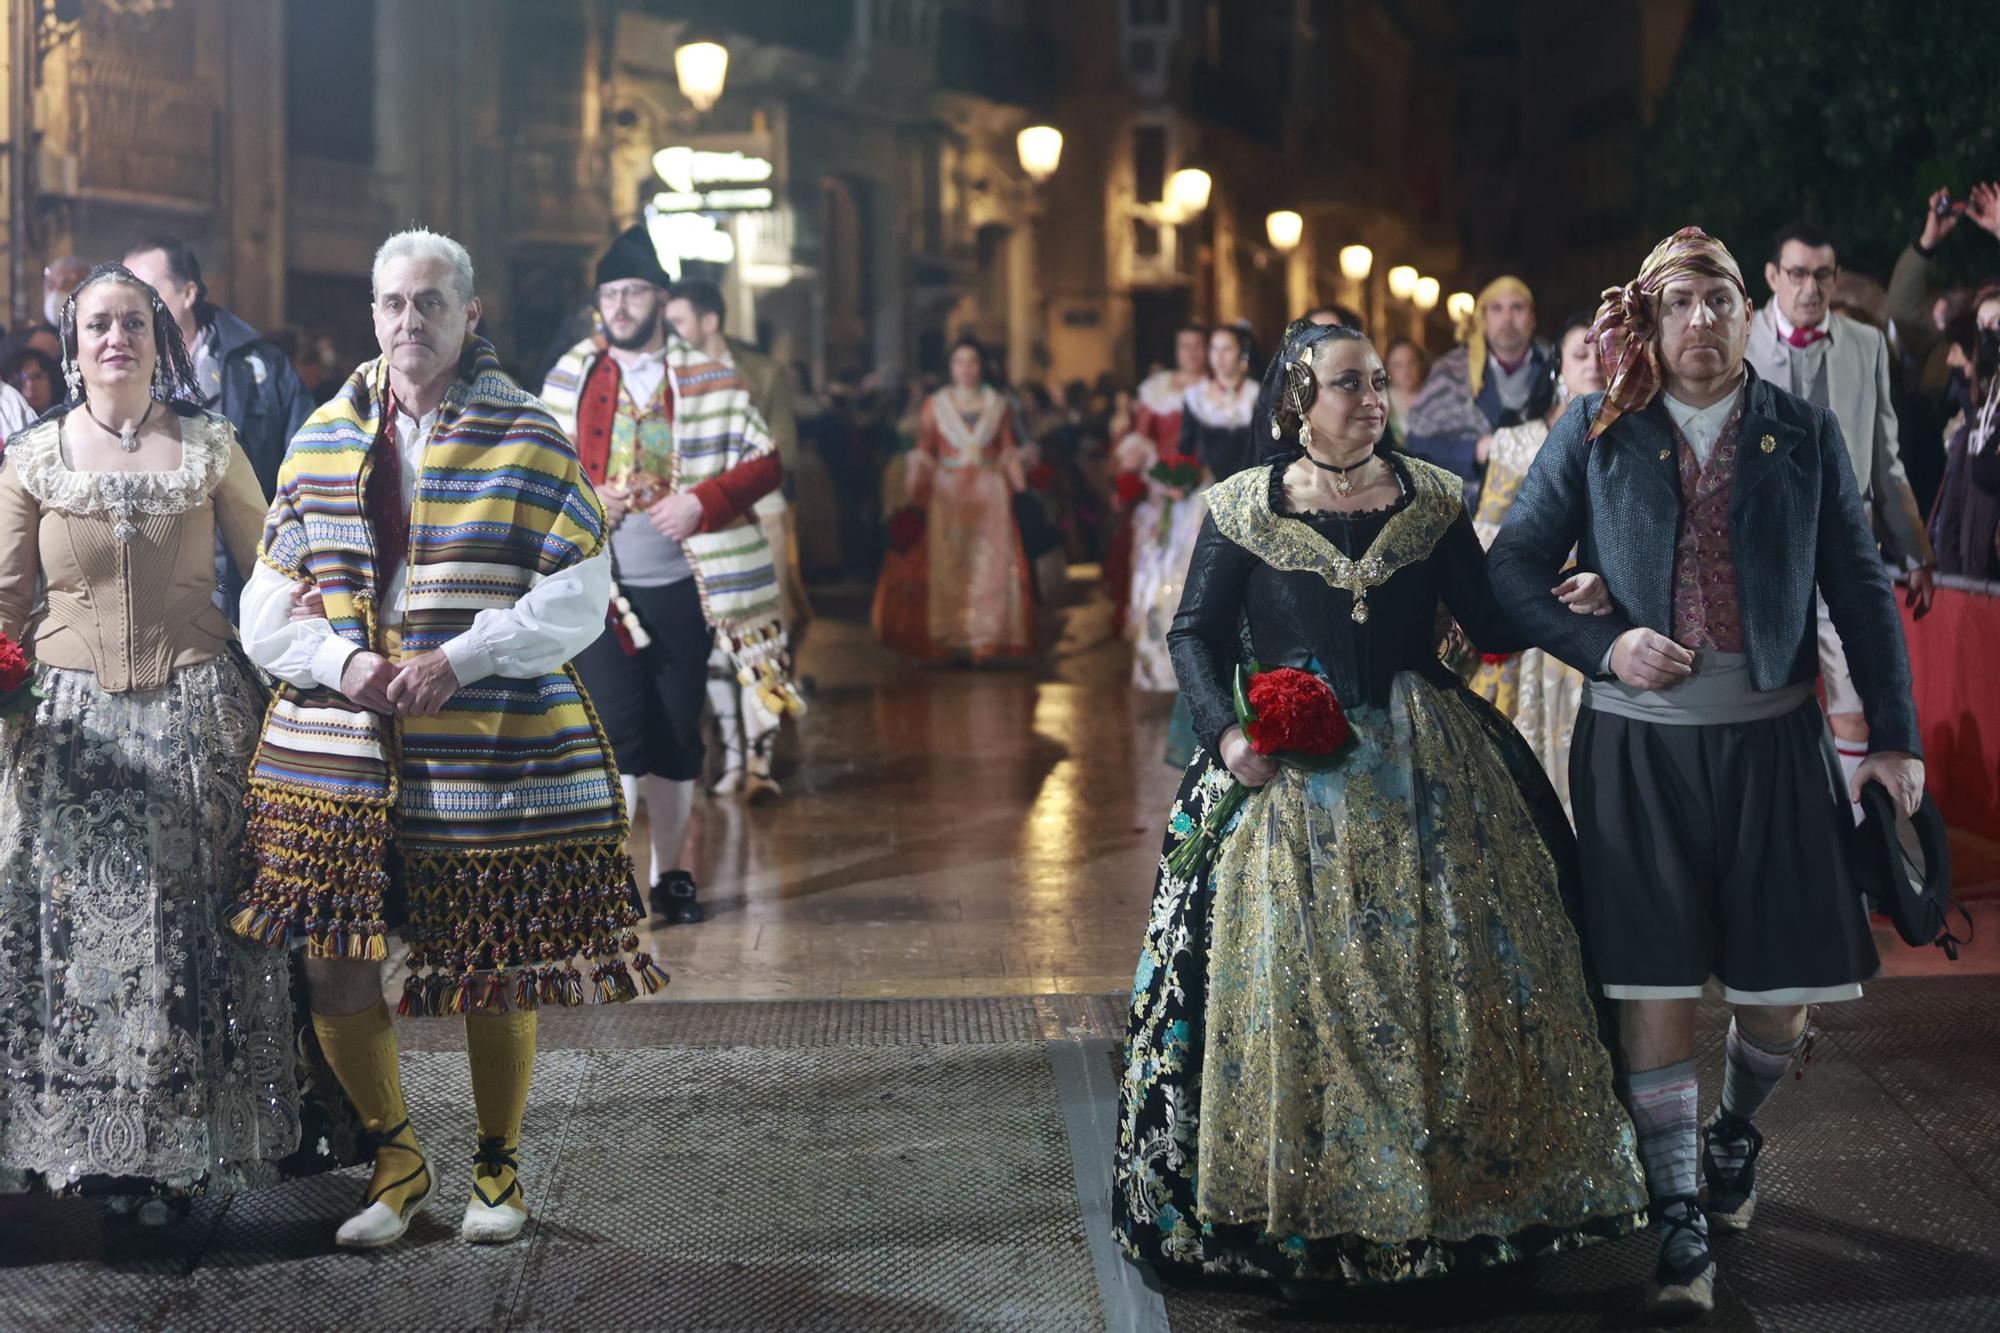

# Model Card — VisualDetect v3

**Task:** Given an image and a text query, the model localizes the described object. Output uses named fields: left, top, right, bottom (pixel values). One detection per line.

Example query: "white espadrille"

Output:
left=460, top=1198, right=529, bottom=1244
left=334, top=1165, right=431, bottom=1250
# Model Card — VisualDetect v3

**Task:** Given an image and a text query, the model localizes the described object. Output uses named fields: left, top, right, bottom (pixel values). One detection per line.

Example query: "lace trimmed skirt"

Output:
left=1114, top=670, right=1646, bottom=1286
left=0, top=654, right=306, bottom=1194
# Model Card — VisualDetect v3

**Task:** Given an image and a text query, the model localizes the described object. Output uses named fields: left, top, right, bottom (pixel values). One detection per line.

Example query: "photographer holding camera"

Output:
left=1889, top=184, right=2000, bottom=579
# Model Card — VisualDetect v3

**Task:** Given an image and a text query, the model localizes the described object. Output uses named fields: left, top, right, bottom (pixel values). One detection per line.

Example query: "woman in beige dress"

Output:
left=0, top=264, right=304, bottom=1218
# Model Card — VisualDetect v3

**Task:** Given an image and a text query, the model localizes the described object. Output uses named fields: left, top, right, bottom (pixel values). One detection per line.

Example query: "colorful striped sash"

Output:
left=232, top=339, right=659, bottom=1014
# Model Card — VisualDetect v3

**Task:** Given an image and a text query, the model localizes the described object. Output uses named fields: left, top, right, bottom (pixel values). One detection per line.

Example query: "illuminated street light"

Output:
left=1386, top=265, right=1418, bottom=300
left=675, top=40, right=729, bottom=113
left=1338, top=245, right=1373, bottom=282
left=1167, top=167, right=1212, bottom=218
left=1413, top=276, right=1441, bottom=312
left=1445, top=290, right=1476, bottom=322
left=1017, top=126, right=1064, bottom=184
left=1265, top=210, right=1303, bottom=252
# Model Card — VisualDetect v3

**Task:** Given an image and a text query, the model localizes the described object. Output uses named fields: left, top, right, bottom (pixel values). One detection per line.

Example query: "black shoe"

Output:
left=1702, top=1111, right=1763, bottom=1232
left=1649, top=1195, right=1716, bottom=1317
left=651, top=870, right=705, bottom=925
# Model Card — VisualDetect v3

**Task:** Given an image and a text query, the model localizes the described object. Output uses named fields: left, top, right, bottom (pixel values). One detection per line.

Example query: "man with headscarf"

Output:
left=1488, top=227, right=1923, bottom=1316
left=1404, top=275, right=1553, bottom=507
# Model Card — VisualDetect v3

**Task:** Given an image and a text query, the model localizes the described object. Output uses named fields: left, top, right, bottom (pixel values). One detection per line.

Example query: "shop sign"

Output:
left=650, top=147, right=775, bottom=213
left=644, top=207, right=736, bottom=281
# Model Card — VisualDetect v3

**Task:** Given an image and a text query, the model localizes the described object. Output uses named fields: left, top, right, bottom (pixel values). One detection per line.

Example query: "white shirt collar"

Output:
left=607, top=342, right=668, bottom=374
left=1662, top=384, right=1739, bottom=429
left=393, top=403, right=440, bottom=439
left=1661, top=380, right=1743, bottom=464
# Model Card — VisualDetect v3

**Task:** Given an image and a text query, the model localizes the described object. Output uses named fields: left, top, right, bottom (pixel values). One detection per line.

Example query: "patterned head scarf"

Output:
left=1466, top=276, right=1534, bottom=401
left=1587, top=226, right=1747, bottom=440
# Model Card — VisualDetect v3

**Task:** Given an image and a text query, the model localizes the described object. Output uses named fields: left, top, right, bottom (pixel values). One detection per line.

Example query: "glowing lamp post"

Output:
left=1338, top=245, right=1374, bottom=282
left=1386, top=265, right=1418, bottom=301
left=1265, top=210, right=1303, bottom=252
left=675, top=40, right=730, bottom=113
left=1016, top=126, right=1064, bottom=184
left=1445, top=290, right=1475, bottom=323
left=1167, top=167, right=1212, bottom=219
left=1413, top=277, right=1441, bottom=312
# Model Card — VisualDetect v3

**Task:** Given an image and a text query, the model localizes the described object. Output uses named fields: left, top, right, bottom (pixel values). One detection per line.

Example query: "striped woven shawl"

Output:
left=543, top=335, right=798, bottom=714
left=233, top=340, right=654, bottom=1012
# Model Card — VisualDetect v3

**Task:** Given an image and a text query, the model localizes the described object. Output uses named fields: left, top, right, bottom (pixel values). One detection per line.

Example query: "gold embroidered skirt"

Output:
left=1114, top=670, right=1645, bottom=1284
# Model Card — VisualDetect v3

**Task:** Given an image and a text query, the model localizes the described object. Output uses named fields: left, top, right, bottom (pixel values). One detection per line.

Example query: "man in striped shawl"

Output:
left=236, top=229, right=663, bottom=1251
left=541, top=225, right=799, bottom=927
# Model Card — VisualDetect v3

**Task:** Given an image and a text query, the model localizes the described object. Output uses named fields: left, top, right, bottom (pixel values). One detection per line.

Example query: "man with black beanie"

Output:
left=541, top=226, right=798, bottom=925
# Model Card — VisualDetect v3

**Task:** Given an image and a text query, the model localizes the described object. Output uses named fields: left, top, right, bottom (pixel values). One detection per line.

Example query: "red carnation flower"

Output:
left=886, top=505, right=927, bottom=553
left=0, top=635, right=29, bottom=695
left=1244, top=667, right=1350, bottom=756
left=1113, top=472, right=1147, bottom=506
left=1162, top=662, right=1352, bottom=880
left=1479, top=652, right=1513, bottom=665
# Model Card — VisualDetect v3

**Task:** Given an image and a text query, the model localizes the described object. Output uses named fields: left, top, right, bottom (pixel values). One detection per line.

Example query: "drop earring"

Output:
left=1298, top=419, right=1313, bottom=454
left=62, top=357, right=82, bottom=400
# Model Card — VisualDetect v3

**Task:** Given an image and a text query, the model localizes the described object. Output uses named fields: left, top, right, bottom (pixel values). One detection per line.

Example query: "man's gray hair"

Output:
left=372, top=228, right=476, bottom=303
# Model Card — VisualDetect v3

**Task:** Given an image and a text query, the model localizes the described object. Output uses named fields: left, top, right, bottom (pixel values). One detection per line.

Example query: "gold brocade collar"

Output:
left=1205, top=454, right=1463, bottom=623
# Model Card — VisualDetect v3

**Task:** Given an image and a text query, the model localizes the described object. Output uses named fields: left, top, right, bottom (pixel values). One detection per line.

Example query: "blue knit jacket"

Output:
left=1487, top=367, right=1921, bottom=756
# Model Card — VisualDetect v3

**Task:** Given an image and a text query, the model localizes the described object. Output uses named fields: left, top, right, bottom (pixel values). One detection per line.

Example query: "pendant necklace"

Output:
left=86, top=398, right=158, bottom=454
left=1308, top=451, right=1373, bottom=497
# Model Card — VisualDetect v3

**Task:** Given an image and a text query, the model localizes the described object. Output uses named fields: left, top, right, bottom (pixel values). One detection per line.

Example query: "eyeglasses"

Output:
left=599, top=284, right=656, bottom=308
left=1778, top=265, right=1838, bottom=287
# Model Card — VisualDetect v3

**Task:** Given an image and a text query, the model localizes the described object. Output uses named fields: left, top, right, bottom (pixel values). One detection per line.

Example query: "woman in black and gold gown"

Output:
left=1113, top=320, right=1646, bottom=1288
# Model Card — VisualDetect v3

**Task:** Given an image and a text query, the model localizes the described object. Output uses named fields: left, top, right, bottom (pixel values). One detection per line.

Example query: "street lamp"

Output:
left=1413, top=276, right=1441, bottom=312
left=675, top=40, right=730, bottom=113
left=1386, top=265, right=1418, bottom=301
left=1445, top=290, right=1476, bottom=323
left=1265, top=210, right=1303, bottom=252
left=1167, top=167, right=1212, bottom=219
left=1338, top=245, right=1373, bottom=282
left=1017, top=126, right=1063, bottom=184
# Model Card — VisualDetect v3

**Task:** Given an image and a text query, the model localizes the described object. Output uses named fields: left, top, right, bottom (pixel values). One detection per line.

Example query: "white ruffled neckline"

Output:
left=10, top=410, right=234, bottom=520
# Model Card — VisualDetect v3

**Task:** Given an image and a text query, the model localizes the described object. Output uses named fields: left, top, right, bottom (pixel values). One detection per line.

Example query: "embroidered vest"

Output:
left=1668, top=404, right=1746, bottom=652
left=570, top=355, right=676, bottom=486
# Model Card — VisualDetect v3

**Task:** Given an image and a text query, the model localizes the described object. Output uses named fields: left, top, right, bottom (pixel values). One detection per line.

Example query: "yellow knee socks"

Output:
left=464, top=1008, right=537, bottom=1213
left=312, top=1003, right=430, bottom=1214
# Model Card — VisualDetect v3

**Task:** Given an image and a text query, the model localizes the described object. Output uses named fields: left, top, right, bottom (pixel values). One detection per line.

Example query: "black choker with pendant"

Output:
left=1307, top=450, right=1374, bottom=497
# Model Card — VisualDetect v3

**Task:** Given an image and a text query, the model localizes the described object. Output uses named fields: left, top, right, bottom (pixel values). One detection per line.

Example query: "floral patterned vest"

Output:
left=1668, top=402, right=1746, bottom=652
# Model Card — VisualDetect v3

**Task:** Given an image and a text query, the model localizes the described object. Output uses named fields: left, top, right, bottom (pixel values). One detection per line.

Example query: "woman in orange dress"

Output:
left=874, top=338, right=1035, bottom=661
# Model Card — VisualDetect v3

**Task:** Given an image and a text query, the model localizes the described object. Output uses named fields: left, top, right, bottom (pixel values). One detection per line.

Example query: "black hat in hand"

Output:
left=1854, top=782, right=1971, bottom=958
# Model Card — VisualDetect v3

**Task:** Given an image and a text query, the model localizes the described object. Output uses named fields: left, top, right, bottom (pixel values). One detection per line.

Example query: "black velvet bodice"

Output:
left=1168, top=455, right=1525, bottom=756
left=1178, top=413, right=1262, bottom=483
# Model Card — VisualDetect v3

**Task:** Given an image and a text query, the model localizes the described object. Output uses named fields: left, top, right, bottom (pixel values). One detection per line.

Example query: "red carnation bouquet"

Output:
left=886, top=505, right=927, bottom=554
left=1113, top=471, right=1148, bottom=507
left=1165, top=662, right=1351, bottom=879
left=0, top=632, right=39, bottom=721
left=1148, top=451, right=1204, bottom=492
